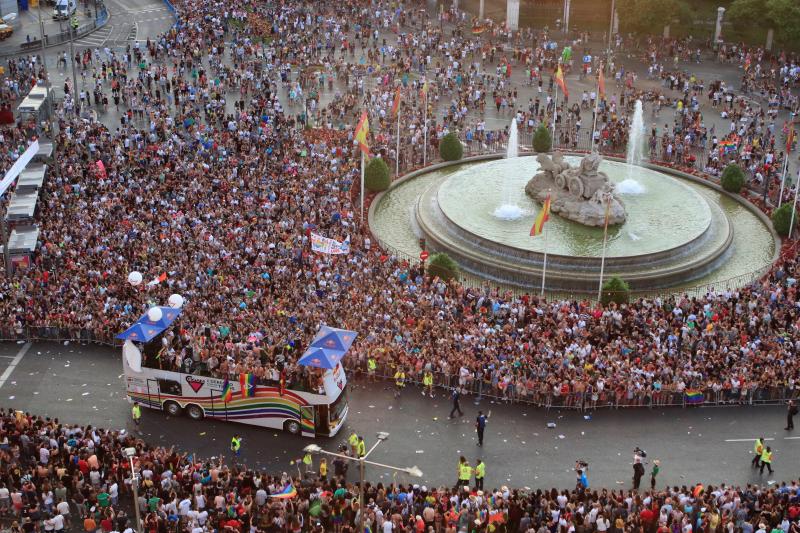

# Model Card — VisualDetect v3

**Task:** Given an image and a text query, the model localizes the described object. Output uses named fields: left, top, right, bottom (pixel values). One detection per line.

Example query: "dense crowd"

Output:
left=5, top=408, right=800, bottom=533
left=0, top=0, right=798, bottom=409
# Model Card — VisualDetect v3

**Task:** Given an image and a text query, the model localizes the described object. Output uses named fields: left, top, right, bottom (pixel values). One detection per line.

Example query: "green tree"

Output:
left=616, top=0, right=692, bottom=35
left=532, top=124, right=552, bottom=153
left=765, top=0, right=800, bottom=46
left=600, top=276, right=630, bottom=306
left=772, top=202, right=796, bottom=237
left=439, top=132, right=464, bottom=161
left=720, top=164, right=746, bottom=193
left=364, top=157, right=391, bottom=192
left=427, top=252, right=460, bottom=282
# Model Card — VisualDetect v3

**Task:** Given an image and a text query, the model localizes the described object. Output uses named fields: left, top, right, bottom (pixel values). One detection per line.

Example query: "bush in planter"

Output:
left=439, top=132, right=464, bottom=161
left=772, top=202, right=795, bottom=236
left=720, top=163, right=746, bottom=193
left=364, top=157, right=391, bottom=192
left=600, top=276, right=630, bottom=306
left=533, top=124, right=552, bottom=153
left=427, top=252, right=460, bottom=282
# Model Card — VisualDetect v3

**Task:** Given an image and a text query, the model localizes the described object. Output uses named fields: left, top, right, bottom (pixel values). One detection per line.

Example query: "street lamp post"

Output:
left=304, top=432, right=423, bottom=530
left=36, top=0, right=55, bottom=136
left=125, top=447, right=143, bottom=533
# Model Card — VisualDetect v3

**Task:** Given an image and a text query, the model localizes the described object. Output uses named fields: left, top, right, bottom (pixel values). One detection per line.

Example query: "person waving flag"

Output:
left=555, top=64, right=569, bottom=100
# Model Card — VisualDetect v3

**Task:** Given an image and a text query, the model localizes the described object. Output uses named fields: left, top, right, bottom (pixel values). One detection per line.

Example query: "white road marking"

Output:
left=724, top=438, right=775, bottom=442
left=0, top=343, right=31, bottom=389
left=782, top=436, right=800, bottom=440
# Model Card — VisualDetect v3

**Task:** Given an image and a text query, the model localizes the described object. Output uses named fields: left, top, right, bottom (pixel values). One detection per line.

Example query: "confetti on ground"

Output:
left=558, top=434, right=565, bottom=439
left=199, top=432, right=206, bottom=436
left=65, top=398, right=72, bottom=402
left=415, top=450, right=424, bottom=454
left=8, top=396, right=14, bottom=400
left=82, top=392, right=90, bottom=396
left=547, top=422, right=556, bottom=428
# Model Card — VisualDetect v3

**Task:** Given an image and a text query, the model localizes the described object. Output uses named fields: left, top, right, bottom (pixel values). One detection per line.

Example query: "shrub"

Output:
left=364, top=157, right=391, bottom=192
left=772, top=202, right=795, bottom=237
left=720, top=164, right=746, bottom=193
left=533, top=124, right=552, bottom=153
left=600, top=276, right=630, bottom=306
left=427, top=252, right=460, bottom=282
left=439, top=132, right=464, bottom=161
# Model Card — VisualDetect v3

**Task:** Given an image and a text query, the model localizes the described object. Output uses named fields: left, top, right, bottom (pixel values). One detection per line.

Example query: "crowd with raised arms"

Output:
left=0, top=0, right=797, bottom=408
left=4, top=408, right=800, bottom=533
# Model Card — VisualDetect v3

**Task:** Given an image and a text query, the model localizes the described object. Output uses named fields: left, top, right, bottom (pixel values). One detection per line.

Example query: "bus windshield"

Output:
left=328, top=384, right=348, bottom=427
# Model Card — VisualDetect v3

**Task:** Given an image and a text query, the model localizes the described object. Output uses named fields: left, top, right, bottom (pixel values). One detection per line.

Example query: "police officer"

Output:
left=475, top=411, right=487, bottom=446
left=367, top=356, right=377, bottom=382
left=131, top=402, right=142, bottom=428
left=393, top=368, right=405, bottom=398
left=348, top=431, right=359, bottom=456
left=422, top=370, right=434, bottom=397
left=752, top=437, right=764, bottom=468
left=449, top=388, right=464, bottom=419
left=455, top=456, right=472, bottom=490
left=230, top=434, right=242, bottom=457
left=357, top=436, right=366, bottom=458
left=760, top=446, right=774, bottom=475
left=474, top=459, right=485, bottom=491
left=302, top=451, right=313, bottom=472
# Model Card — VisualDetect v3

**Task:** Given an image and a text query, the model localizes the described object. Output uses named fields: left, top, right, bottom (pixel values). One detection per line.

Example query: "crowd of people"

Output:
left=4, top=408, right=800, bottom=533
left=0, top=0, right=797, bottom=411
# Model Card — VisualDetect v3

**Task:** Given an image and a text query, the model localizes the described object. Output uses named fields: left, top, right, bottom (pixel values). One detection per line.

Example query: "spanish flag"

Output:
left=530, top=195, right=551, bottom=236
left=391, top=87, right=401, bottom=118
left=221, top=379, right=233, bottom=403
left=555, top=64, right=569, bottom=100
left=787, top=125, right=795, bottom=153
left=354, top=111, right=370, bottom=157
left=597, top=68, right=605, bottom=100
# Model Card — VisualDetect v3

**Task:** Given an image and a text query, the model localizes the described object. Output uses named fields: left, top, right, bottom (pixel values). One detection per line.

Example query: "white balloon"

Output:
left=123, top=340, right=142, bottom=373
left=167, top=294, right=184, bottom=308
left=128, top=271, right=143, bottom=286
left=147, top=307, right=163, bottom=322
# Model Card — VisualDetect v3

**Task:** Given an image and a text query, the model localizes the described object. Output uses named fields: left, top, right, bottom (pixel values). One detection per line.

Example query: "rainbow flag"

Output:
left=719, top=139, right=737, bottom=154
left=685, top=390, right=704, bottom=405
left=221, top=379, right=233, bottom=403
left=269, top=484, right=297, bottom=499
left=530, top=195, right=551, bottom=236
left=391, top=88, right=401, bottom=118
left=240, top=373, right=256, bottom=398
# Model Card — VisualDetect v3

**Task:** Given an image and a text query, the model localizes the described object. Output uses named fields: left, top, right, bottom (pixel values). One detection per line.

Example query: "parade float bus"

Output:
left=118, top=307, right=353, bottom=438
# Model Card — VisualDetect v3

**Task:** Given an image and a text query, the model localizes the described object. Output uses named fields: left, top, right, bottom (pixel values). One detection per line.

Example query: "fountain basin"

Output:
left=370, top=154, right=778, bottom=293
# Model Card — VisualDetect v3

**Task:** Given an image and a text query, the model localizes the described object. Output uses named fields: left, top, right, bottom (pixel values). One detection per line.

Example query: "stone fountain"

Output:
left=524, top=152, right=627, bottom=227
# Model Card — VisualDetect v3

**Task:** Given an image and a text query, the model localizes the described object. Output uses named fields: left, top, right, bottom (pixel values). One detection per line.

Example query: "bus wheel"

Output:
left=164, top=401, right=182, bottom=417
left=186, top=404, right=204, bottom=421
left=284, top=420, right=301, bottom=435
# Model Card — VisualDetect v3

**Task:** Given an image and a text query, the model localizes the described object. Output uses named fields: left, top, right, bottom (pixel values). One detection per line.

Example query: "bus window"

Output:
left=328, top=385, right=348, bottom=429
left=157, top=379, right=181, bottom=396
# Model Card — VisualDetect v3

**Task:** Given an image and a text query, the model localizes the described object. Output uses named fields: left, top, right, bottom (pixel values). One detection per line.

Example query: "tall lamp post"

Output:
left=124, top=447, right=143, bottom=533
left=304, top=432, right=423, bottom=530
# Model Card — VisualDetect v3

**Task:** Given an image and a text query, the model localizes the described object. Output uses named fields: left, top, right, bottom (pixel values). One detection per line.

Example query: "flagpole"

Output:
left=552, top=89, right=558, bottom=142
left=540, top=216, right=549, bottom=296
left=360, top=151, right=365, bottom=222
left=597, top=195, right=610, bottom=302
left=789, top=175, right=800, bottom=238
left=778, top=153, right=789, bottom=206
left=396, top=108, right=401, bottom=176
left=423, top=87, right=428, bottom=167
left=591, top=65, right=601, bottom=153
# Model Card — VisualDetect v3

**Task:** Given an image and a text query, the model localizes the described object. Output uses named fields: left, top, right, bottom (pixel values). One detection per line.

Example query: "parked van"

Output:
left=52, top=0, right=76, bottom=20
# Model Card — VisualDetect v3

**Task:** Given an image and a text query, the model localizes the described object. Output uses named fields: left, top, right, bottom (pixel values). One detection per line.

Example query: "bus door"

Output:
left=300, top=406, right=315, bottom=438
left=146, top=379, right=161, bottom=410
left=209, top=389, right=227, bottom=421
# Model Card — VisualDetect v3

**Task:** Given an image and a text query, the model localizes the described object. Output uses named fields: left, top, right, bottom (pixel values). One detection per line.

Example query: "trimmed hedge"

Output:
left=427, top=252, right=460, bottom=282
left=533, top=124, right=552, bottom=153
left=600, top=276, right=630, bottom=306
left=772, top=202, right=795, bottom=237
left=364, top=157, right=391, bottom=192
left=720, top=164, right=746, bottom=193
left=439, top=132, right=464, bottom=161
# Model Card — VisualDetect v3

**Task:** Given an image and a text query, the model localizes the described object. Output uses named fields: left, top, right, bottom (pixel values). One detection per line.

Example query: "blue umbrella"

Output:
left=297, top=347, right=344, bottom=369
left=309, top=326, right=357, bottom=353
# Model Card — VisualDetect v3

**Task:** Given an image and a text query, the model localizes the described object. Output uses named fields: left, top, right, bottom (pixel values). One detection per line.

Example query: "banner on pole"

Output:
left=0, top=140, right=39, bottom=199
left=311, top=233, right=350, bottom=255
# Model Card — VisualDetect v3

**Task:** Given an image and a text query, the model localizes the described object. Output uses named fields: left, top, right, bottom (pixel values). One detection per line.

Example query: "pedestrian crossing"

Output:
left=72, top=23, right=113, bottom=47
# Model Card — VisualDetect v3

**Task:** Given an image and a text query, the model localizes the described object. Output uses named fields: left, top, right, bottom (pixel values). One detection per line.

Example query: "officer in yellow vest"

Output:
left=367, top=357, right=377, bottom=382
left=423, top=370, right=434, bottom=397
left=357, top=436, right=366, bottom=458
left=456, top=456, right=472, bottom=489
left=394, top=369, right=406, bottom=398
left=752, top=437, right=764, bottom=467
left=348, top=431, right=359, bottom=456
left=131, top=402, right=142, bottom=426
left=319, top=458, right=328, bottom=480
left=475, top=459, right=485, bottom=491
left=302, top=451, right=313, bottom=472
left=760, top=446, right=773, bottom=475
left=230, top=434, right=242, bottom=457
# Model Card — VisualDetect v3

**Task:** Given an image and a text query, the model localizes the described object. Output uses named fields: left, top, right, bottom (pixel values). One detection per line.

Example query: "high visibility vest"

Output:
left=475, top=462, right=485, bottom=479
left=132, top=405, right=141, bottom=419
left=357, top=440, right=366, bottom=457
left=302, top=453, right=312, bottom=465
left=459, top=464, right=472, bottom=480
left=367, top=358, right=377, bottom=371
left=320, top=462, right=327, bottom=477
left=348, top=433, right=358, bottom=447
left=395, top=372, right=405, bottom=387
left=423, top=373, right=433, bottom=386
left=754, top=440, right=763, bottom=454
left=761, top=450, right=772, bottom=464
left=230, top=437, right=241, bottom=451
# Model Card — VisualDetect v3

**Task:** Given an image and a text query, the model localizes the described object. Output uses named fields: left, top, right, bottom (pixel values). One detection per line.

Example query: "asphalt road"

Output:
left=0, top=341, right=798, bottom=491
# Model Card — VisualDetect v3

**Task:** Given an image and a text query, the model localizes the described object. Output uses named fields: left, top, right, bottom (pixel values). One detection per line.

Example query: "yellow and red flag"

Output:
left=530, top=195, right=551, bottom=236
left=787, top=125, right=796, bottom=153
left=391, top=87, right=401, bottom=118
left=555, top=64, right=569, bottom=100
left=354, top=111, right=370, bottom=157
left=597, top=68, right=605, bottom=100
